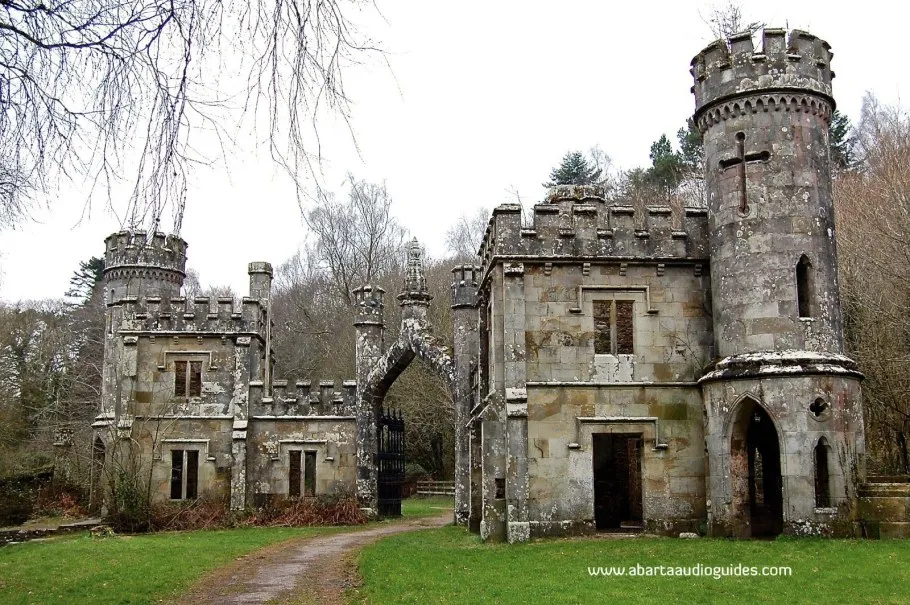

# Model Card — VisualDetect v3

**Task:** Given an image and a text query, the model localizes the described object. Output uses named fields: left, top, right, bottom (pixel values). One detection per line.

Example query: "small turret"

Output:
left=103, top=230, right=187, bottom=302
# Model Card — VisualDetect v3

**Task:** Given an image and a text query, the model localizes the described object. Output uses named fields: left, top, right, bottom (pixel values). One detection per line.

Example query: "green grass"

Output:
left=0, top=525, right=341, bottom=604
left=401, top=496, right=453, bottom=518
left=357, top=526, right=910, bottom=604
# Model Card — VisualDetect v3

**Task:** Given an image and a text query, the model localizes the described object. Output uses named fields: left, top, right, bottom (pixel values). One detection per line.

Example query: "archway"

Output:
left=353, top=240, right=461, bottom=518
left=729, top=398, right=783, bottom=537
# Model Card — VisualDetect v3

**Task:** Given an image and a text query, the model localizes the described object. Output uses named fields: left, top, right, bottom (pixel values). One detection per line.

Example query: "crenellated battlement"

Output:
left=250, top=378, right=357, bottom=417
left=108, top=294, right=268, bottom=337
left=104, top=231, right=187, bottom=279
left=478, top=195, right=708, bottom=276
left=451, top=264, right=480, bottom=309
left=691, top=28, right=834, bottom=122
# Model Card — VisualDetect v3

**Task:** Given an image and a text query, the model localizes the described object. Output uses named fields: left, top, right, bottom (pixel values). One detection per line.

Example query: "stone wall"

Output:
left=527, top=384, right=706, bottom=536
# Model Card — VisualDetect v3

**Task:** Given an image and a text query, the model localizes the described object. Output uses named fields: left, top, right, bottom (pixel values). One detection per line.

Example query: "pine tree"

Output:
left=645, top=134, right=684, bottom=196
left=829, top=109, right=855, bottom=170
left=66, top=257, right=105, bottom=304
left=677, top=118, right=704, bottom=171
left=544, top=151, right=602, bottom=187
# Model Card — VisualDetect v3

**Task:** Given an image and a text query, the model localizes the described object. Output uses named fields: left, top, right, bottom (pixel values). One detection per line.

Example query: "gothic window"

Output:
left=593, top=300, right=635, bottom=355
left=170, top=449, right=199, bottom=500
left=174, top=360, right=203, bottom=397
left=815, top=438, right=831, bottom=508
left=797, top=255, right=813, bottom=318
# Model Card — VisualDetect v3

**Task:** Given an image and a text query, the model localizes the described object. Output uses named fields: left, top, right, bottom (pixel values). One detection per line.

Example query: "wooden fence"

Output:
left=416, top=480, right=455, bottom=496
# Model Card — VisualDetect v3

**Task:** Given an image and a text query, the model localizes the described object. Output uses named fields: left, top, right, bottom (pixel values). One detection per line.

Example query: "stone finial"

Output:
left=398, top=238, right=433, bottom=306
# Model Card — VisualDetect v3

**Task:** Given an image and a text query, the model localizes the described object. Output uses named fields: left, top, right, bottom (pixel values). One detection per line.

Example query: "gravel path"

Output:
left=175, top=512, right=451, bottom=604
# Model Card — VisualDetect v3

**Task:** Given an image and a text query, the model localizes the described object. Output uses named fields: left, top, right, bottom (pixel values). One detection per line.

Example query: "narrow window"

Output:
left=593, top=301, right=612, bottom=354
left=170, top=450, right=184, bottom=500
left=304, top=451, right=317, bottom=497
left=170, top=449, right=199, bottom=500
left=174, top=361, right=187, bottom=397
left=592, top=300, right=635, bottom=355
left=616, top=300, right=635, bottom=354
left=185, top=450, right=199, bottom=499
left=797, top=255, right=813, bottom=317
left=289, top=450, right=302, bottom=497
left=815, top=438, right=831, bottom=507
left=189, top=361, right=203, bottom=397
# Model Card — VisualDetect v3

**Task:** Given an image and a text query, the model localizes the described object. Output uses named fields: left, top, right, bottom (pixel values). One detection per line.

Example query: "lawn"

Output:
left=400, top=496, right=454, bottom=518
left=357, top=526, right=910, bottom=604
left=0, top=525, right=341, bottom=604
left=0, top=497, right=452, bottom=604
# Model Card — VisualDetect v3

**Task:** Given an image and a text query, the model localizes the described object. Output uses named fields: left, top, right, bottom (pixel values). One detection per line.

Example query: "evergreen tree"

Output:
left=66, top=257, right=105, bottom=304
left=544, top=151, right=602, bottom=187
left=645, top=134, right=685, bottom=195
left=829, top=109, right=855, bottom=170
left=677, top=118, right=704, bottom=170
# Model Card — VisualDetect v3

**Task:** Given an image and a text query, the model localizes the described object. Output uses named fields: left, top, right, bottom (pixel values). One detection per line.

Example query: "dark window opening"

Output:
left=289, top=450, right=302, bottom=497
left=185, top=451, right=198, bottom=499
left=593, top=300, right=635, bottom=355
left=810, top=398, right=829, bottom=417
left=815, top=438, right=831, bottom=508
left=174, top=360, right=203, bottom=397
left=616, top=301, right=634, bottom=354
left=593, top=301, right=612, bottom=354
left=494, top=478, right=505, bottom=499
left=170, top=449, right=199, bottom=500
left=174, top=361, right=187, bottom=397
left=170, top=450, right=183, bottom=499
left=797, top=255, right=813, bottom=317
left=304, top=451, right=317, bottom=497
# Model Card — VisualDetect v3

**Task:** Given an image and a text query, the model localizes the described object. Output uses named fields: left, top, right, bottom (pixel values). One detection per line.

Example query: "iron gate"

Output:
left=377, top=408, right=405, bottom=517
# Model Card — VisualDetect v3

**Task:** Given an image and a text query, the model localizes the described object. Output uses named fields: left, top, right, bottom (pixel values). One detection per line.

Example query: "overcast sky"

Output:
left=0, top=0, right=906, bottom=301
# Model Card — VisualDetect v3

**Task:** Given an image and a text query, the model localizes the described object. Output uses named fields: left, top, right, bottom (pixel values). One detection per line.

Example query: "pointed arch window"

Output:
left=797, top=255, right=814, bottom=318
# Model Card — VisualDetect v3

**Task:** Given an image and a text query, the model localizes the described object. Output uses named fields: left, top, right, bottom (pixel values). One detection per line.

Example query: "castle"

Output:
left=459, top=27, right=866, bottom=541
left=91, top=28, right=878, bottom=541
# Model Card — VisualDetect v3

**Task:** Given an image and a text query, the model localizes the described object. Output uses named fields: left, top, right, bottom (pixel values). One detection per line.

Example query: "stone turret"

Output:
left=691, top=29, right=840, bottom=356
left=694, top=29, right=865, bottom=538
left=103, top=230, right=187, bottom=302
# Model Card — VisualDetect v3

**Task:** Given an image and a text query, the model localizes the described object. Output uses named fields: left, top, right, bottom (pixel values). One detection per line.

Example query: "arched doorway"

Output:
left=354, top=240, right=461, bottom=519
left=730, top=398, right=783, bottom=537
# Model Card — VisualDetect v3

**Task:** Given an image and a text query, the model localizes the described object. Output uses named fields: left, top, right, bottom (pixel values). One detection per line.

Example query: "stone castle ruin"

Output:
left=88, top=28, right=906, bottom=541
left=463, top=28, right=865, bottom=541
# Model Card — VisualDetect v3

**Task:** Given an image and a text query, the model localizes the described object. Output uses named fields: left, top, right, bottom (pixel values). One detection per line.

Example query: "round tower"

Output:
left=692, top=28, right=841, bottom=356
left=103, top=230, right=187, bottom=301
left=693, top=29, right=864, bottom=538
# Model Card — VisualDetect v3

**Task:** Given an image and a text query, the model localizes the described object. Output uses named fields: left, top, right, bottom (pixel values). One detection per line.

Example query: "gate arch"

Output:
left=353, top=239, right=465, bottom=518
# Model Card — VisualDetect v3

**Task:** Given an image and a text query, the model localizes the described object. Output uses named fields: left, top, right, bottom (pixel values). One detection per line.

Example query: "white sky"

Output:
left=0, top=0, right=906, bottom=301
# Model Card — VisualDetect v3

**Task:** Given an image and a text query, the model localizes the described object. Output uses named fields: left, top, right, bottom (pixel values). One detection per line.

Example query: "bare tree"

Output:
left=303, top=176, right=407, bottom=307
left=445, top=207, right=489, bottom=262
left=0, top=1, right=381, bottom=231
left=702, top=1, right=763, bottom=39
left=834, top=94, right=910, bottom=473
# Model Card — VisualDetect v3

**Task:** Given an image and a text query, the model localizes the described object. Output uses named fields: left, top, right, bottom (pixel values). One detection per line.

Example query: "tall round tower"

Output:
left=692, top=28, right=840, bottom=355
left=693, top=30, right=864, bottom=538
left=103, top=230, right=187, bottom=301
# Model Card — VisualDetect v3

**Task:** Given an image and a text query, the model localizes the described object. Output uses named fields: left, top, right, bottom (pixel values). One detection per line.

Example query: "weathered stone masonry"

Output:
left=93, top=231, right=359, bottom=510
left=458, top=29, right=869, bottom=541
